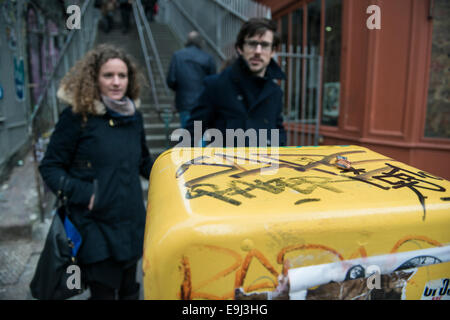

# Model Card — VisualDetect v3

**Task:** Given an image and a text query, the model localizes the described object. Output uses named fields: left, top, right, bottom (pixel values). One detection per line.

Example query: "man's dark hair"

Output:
left=235, top=18, right=280, bottom=51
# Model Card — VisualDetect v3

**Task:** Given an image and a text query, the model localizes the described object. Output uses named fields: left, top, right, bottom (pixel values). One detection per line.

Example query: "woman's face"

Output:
left=98, top=58, right=129, bottom=100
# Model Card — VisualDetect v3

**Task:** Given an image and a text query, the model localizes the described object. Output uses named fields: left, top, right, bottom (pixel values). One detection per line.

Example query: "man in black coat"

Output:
left=167, top=31, right=217, bottom=128
left=118, top=0, right=132, bottom=33
left=185, top=18, right=287, bottom=148
left=143, top=0, right=157, bottom=22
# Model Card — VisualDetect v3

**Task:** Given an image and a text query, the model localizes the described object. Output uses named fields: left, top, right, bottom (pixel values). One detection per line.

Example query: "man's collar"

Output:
left=264, top=57, right=286, bottom=80
left=186, top=44, right=201, bottom=49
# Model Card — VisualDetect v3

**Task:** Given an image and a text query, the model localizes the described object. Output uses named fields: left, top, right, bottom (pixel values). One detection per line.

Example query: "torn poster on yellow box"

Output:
left=142, top=146, right=450, bottom=300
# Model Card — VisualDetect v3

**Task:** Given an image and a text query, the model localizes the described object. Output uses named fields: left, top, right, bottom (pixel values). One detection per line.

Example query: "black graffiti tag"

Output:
left=176, top=152, right=448, bottom=218
left=186, top=176, right=345, bottom=206
left=177, top=151, right=374, bottom=186
left=349, top=163, right=446, bottom=221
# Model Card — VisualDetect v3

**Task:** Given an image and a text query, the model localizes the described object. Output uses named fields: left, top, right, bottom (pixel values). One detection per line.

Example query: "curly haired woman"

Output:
left=39, top=44, right=153, bottom=300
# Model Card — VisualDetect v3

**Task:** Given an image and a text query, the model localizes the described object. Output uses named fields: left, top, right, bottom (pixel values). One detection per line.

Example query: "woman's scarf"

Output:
left=101, top=94, right=135, bottom=116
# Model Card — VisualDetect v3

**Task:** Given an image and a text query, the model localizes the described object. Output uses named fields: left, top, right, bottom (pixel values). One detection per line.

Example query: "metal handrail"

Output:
left=132, top=1, right=160, bottom=111
left=212, top=0, right=250, bottom=22
left=135, top=0, right=170, bottom=96
left=133, top=2, right=176, bottom=150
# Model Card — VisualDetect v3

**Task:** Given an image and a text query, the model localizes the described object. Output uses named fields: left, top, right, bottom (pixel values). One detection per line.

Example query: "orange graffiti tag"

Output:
left=390, top=235, right=442, bottom=253
left=180, top=256, right=192, bottom=300
left=192, top=244, right=242, bottom=291
left=235, top=249, right=279, bottom=288
left=278, top=244, right=345, bottom=275
left=349, top=246, right=368, bottom=259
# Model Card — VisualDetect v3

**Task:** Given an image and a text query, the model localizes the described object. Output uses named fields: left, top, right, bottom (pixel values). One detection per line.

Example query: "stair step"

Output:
left=141, top=98, right=174, bottom=104
left=141, top=102, right=172, bottom=112
left=146, top=134, right=169, bottom=141
left=143, top=115, right=179, bottom=125
left=144, top=123, right=180, bottom=135
left=146, top=136, right=179, bottom=149
left=145, top=123, right=179, bottom=129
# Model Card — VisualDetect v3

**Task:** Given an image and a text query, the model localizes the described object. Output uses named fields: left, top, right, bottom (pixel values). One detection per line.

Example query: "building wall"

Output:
left=256, top=0, right=450, bottom=179
left=0, top=0, right=31, bottom=180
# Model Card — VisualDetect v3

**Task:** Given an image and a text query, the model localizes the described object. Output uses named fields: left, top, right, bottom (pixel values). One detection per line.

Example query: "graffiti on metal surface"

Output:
left=176, top=150, right=376, bottom=185
left=185, top=176, right=347, bottom=206
left=177, top=235, right=449, bottom=300
left=175, top=150, right=448, bottom=220
left=348, top=163, right=446, bottom=220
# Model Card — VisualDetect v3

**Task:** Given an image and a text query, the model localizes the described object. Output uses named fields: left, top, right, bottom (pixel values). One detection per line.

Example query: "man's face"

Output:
left=237, top=30, right=276, bottom=77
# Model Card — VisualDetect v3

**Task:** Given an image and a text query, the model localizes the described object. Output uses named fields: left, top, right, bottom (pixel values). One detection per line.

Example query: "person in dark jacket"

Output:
left=99, top=0, right=117, bottom=33
left=167, top=31, right=217, bottom=128
left=185, top=18, right=287, bottom=147
left=39, top=44, right=153, bottom=300
left=119, top=0, right=133, bottom=33
left=143, top=0, right=157, bottom=22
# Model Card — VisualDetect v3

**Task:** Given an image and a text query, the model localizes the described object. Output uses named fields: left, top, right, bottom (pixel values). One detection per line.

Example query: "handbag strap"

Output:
left=54, top=175, right=70, bottom=214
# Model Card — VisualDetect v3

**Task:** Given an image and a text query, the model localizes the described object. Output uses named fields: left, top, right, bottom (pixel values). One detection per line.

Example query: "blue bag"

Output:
left=62, top=212, right=82, bottom=258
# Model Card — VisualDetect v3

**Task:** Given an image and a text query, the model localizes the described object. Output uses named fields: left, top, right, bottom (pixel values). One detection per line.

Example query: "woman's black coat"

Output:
left=39, top=102, right=153, bottom=265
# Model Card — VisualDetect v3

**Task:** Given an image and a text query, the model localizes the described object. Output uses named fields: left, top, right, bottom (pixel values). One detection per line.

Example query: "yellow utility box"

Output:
left=143, top=146, right=450, bottom=300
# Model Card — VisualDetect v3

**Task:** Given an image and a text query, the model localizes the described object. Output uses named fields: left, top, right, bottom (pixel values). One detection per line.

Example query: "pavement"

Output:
left=0, top=149, right=144, bottom=300
left=0, top=149, right=50, bottom=300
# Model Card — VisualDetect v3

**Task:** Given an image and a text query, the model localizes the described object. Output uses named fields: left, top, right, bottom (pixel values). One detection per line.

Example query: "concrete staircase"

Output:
left=94, top=12, right=183, bottom=160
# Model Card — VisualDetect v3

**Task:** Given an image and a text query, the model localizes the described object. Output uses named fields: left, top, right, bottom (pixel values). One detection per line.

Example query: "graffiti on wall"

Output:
left=2, top=0, right=18, bottom=51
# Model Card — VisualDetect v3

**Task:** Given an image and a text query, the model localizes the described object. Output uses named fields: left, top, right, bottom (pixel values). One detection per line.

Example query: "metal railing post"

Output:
left=314, top=56, right=322, bottom=146
left=135, top=0, right=170, bottom=96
